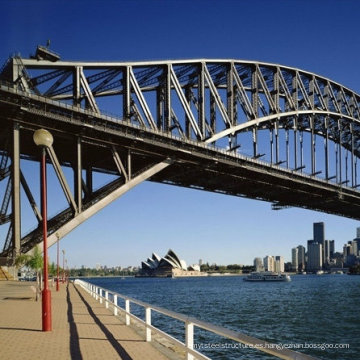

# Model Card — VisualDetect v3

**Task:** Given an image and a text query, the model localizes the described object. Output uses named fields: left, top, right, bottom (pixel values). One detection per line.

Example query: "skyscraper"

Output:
left=343, top=243, right=353, bottom=265
left=307, top=242, right=323, bottom=272
left=275, top=256, right=284, bottom=273
left=324, top=240, right=330, bottom=265
left=329, top=240, right=335, bottom=259
left=263, top=256, right=275, bottom=272
left=297, top=245, right=306, bottom=271
left=253, top=257, right=264, bottom=272
left=291, top=248, right=298, bottom=271
left=313, top=222, right=325, bottom=244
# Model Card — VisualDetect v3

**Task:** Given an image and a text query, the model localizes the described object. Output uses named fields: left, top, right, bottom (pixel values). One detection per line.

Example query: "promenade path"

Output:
left=0, top=281, right=170, bottom=360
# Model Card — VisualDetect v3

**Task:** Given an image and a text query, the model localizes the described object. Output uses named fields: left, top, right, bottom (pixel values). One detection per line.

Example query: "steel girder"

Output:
left=1, top=54, right=360, bottom=262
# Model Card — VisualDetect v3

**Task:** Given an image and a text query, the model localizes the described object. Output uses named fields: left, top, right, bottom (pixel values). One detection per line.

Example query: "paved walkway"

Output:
left=0, top=281, right=170, bottom=359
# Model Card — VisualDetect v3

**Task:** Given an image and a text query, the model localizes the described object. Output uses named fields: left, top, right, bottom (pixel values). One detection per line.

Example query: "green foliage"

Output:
left=15, top=246, right=43, bottom=271
left=49, top=262, right=57, bottom=277
left=69, top=267, right=138, bottom=277
left=349, top=264, right=360, bottom=274
left=15, top=254, right=31, bottom=268
left=199, top=263, right=254, bottom=273
left=27, top=246, right=43, bottom=271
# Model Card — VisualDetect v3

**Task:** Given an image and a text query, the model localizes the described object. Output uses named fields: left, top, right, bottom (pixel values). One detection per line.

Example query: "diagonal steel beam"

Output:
left=170, top=66, right=202, bottom=138
left=32, top=159, right=173, bottom=251
left=80, top=68, right=100, bottom=113
left=111, top=146, right=129, bottom=182
left=203, top=65, right=231, bottom=126
left=47, top=146, right=78, bottom=213
left=129, top=68, right=157, bottom=130
left=20, top=171, right=42, bottom=223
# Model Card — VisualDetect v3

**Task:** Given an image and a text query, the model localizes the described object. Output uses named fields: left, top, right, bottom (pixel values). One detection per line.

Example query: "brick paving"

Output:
left=0, top=281, right=170, bottom=360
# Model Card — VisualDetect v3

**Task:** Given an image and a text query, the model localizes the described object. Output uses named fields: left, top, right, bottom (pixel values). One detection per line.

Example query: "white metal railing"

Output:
left=74, top=279, right=316, bottom=360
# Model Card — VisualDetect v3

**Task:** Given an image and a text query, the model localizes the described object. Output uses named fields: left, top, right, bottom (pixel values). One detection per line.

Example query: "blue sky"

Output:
left=2, top=0, right=360, bottom=268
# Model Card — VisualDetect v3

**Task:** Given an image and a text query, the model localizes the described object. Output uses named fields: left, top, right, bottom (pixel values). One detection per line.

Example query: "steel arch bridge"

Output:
left=1, top=46, right=360, bottom=263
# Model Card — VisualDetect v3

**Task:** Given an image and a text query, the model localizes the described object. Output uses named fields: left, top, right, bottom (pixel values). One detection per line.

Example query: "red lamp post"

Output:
left=56, top=238, right=60, bottom=291
left=62, top=250, right=65, bottom=283
left=33, top=128, right=53, bottom=332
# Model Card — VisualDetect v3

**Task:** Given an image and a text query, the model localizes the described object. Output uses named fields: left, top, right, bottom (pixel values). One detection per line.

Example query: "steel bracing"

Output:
left=1, top=50, right=360, bottom=263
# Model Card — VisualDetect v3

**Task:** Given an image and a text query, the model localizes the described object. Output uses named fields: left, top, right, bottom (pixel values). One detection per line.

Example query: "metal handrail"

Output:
left=75, top=279, right=316, bottom=360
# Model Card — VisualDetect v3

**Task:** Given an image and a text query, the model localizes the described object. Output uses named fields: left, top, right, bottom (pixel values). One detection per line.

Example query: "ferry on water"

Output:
left=243, top=271, right=291, bottom=282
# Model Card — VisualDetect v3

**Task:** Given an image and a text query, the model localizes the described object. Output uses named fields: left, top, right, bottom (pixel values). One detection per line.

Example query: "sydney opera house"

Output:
left=139, top=249, right=202, bottom=277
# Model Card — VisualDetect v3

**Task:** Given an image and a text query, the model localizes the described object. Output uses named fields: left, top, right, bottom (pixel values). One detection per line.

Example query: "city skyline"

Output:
left=2, top=0, right=360, bottom=268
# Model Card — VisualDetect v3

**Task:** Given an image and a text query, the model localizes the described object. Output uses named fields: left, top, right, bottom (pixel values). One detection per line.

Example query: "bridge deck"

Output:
left=0, top=281, right=172, bottom=360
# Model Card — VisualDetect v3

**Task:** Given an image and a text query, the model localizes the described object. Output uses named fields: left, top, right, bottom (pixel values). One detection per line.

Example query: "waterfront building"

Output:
left=353, top=240, right=360, bottom=256
left=329, top=240, right=335, bottom=259
left=297, top=245, right=306, bottom=271
left=324, top=240, right=330, bottom=265
left=352, top=240, right=358, bottom=257
left=307, top=242, right=323, bottom=272
left=263, top=255, right=275, bottom=272
left=140, top=250, right=204, bottom=277
left=291, top=248, right=298, bottom=271
left=343, top=242, right=357, bottom=266
left=343, top=243, right=352, bottom=264
left=275, top=256, right=284, bottom=273
left=188, top=264, right=201, bottom=271
left=313, top=222, right=325, bottom=264
left=254, top=257, right=264, bottom=272
left=313, top=222, right=325, bottom=244
left=351, top=227, right=360, bottom=256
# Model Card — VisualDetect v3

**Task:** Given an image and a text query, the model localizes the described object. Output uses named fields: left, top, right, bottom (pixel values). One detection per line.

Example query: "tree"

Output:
left=15, top=246, right=43, bottom=301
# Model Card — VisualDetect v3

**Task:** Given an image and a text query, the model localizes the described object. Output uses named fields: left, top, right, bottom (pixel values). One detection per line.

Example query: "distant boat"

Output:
left=243, top=271, right=291, bottom=282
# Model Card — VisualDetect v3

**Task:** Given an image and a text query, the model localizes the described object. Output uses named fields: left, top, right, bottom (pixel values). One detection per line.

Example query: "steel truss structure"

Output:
left=1, top=50, right=360, bottom=263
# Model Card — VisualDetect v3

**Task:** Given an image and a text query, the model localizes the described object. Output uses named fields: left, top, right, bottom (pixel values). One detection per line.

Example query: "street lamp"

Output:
left=33, top=128, right=53, bottom=332
left=56, top=238, right=60, bottom=291
left=62, top=249, right=65, bottom=283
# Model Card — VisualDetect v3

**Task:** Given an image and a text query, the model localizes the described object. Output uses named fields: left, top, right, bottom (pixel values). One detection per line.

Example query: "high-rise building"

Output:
left=343, top=243, right=353, bottom=265
left=324, top=240, right=330, bottom=265
left=291, top=248, right=298, bottom=271
left=352, top=227, right=360, bottom=257
left=314, top=222, right=325, bottom=244
left=314, top=222, right=325, bottom=263
left=352, top=240, right=358, bottom=257
left=275, top=256, right=284, bottom=273
left=253, top=257, right=264, bottom=272
left=353, top=239, right=360, bottom=257
left=263, top=256, right=275, bottom=272
left=329, top=240, right=335, bottom=259
left=307, top=242, right=323, bottom=272
left=297, top=245, right=306, bottom=271
left=199, top=259, right=203, bottom=266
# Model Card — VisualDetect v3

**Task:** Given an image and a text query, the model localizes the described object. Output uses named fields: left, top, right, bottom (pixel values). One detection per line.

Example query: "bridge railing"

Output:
left=74, top=279, right=316, bottom=360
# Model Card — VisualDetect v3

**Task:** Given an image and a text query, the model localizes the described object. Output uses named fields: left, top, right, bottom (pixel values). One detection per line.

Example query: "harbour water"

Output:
left=87, top=274, right=360, bottom=359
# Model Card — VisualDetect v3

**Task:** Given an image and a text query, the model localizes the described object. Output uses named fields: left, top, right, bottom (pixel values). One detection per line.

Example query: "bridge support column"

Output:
left=11, top=123, right=21, bottom=261
left=325, top=118, right=329, bottom=180
left=74, top=137, right=82, bottom=212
